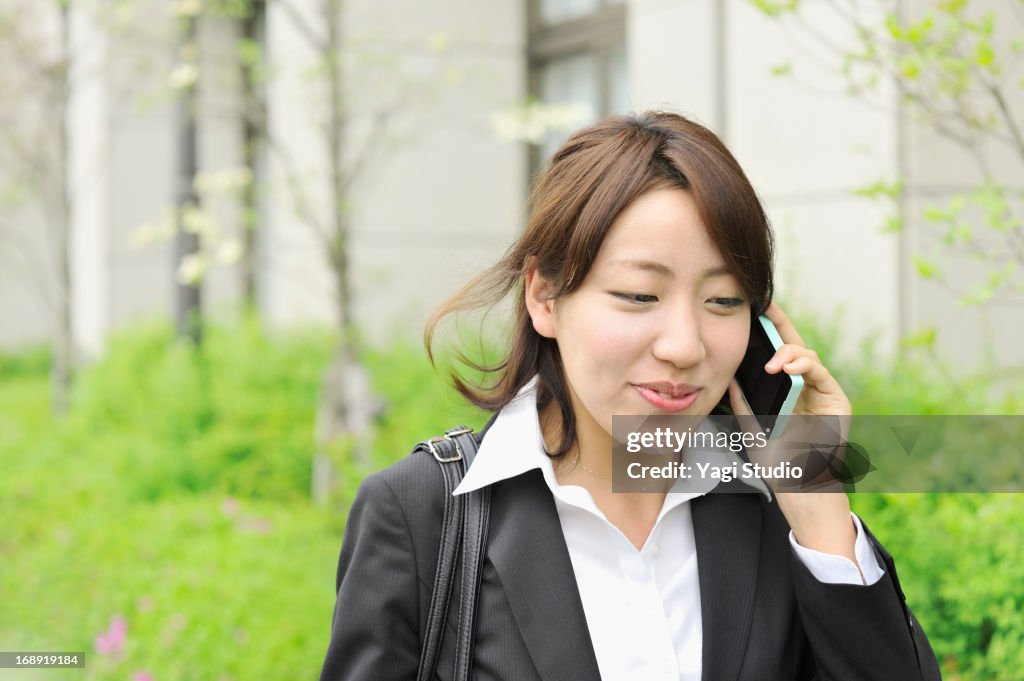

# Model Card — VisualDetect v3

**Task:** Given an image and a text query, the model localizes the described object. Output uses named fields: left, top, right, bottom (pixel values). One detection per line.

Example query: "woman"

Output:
left=319, top=112, right=942, bottom=680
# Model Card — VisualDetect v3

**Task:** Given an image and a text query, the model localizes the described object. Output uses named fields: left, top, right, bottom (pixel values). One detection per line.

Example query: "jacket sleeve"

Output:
left=319, top=473, right=422, bottom=681
left=790, top=518, right=943, bottom=681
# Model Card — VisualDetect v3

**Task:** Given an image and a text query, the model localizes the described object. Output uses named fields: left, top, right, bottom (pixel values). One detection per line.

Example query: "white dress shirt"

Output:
left=454, top=377, right=883, bottom=681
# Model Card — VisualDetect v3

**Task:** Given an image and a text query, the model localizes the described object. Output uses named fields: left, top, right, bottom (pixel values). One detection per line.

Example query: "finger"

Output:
left=765, top=344, right=819, bottom=373
left=728, top=379, right=764, bottom=439
left=779, top=356, right=844, bottom=396
left=764, top=345, right=844, bottom=396
left=764, top=302, right=806, bottom=347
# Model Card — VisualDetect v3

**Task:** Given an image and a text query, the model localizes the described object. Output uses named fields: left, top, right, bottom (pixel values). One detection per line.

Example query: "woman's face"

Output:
left=526, top=187, right=751, bottom=450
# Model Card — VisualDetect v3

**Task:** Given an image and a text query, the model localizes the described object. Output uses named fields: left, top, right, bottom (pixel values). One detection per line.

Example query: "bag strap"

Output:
left=414, top=425, right=491, bottom=681
left=452, top=428, right=490, bottom=680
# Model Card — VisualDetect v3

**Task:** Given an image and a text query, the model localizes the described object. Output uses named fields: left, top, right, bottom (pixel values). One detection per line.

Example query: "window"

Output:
left=528, top=0, right=628, bottom=171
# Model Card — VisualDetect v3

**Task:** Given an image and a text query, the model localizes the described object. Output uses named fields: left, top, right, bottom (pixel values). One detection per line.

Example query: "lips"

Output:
left=632, top=382, right=701, bottom=412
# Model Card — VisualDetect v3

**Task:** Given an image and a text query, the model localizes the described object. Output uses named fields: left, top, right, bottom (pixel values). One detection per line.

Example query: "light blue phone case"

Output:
left=757, top=315, right=804, bottom=439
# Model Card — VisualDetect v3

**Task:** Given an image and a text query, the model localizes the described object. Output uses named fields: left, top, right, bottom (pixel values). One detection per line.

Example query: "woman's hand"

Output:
left=759, top=302, right=851, bottom=418
left=728, top=302, right=860, bottom=570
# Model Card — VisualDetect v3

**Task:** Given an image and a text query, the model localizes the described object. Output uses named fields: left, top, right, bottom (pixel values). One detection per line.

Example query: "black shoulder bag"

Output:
left=413, top=425, right=492, bottom=681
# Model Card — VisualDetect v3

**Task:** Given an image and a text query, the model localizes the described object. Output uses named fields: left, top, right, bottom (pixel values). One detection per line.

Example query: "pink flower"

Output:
left=132, top=671, right=153, bottom=681
left=94, top=615, right=127, bottom=656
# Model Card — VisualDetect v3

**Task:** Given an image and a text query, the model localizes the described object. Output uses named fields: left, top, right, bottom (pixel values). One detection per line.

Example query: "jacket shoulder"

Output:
left=367, top=448, right=447, bottom=512
left=353, top=449, right=448, bottom=583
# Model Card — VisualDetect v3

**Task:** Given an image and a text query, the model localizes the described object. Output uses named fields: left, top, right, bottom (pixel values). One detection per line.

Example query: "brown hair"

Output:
left=425, top=111, right=774, bottom=459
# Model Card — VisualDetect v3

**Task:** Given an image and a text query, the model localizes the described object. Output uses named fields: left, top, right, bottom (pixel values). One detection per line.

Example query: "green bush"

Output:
left=0, top=344, right=50, bottom=377
left=852, top=494, right=1024, bottom=679
left=0, top=320, right=340, bottom=681
left=61, top=319, right=334, bottom=502
left=0, top=318, right=493, bottom=681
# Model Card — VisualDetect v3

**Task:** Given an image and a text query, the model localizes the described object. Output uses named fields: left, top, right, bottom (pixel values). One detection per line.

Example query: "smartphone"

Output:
left=734, top=314, right=803, bottom=437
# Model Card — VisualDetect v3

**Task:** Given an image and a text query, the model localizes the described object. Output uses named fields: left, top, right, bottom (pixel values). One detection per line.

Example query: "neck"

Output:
left=538, top=397, right=613, bottom=470
left=540, top=401, right=672, bottom=497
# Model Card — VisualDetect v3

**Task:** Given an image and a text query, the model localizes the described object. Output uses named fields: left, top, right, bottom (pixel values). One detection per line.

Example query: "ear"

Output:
left=524, top=257, right=557, bottom=339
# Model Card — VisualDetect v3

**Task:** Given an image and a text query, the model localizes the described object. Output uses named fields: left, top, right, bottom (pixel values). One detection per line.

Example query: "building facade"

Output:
left=2, top=0, right=1021, bottom=378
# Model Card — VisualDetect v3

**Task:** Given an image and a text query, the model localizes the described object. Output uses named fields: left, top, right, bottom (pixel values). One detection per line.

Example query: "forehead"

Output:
left=592, top=188, right=724, bottom=274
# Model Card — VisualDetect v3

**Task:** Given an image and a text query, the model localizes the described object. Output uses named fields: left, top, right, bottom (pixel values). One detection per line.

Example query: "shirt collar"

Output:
left=453, top=376, right=771, bottom=502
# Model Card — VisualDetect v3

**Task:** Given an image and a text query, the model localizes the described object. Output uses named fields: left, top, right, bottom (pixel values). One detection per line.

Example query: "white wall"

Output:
left=262, top=0, right=527, bottom=345
left=0, top=2, right=68, bottom=351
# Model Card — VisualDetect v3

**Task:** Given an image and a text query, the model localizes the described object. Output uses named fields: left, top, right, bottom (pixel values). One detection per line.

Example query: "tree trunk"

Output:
left=174, top=14, right=202, bottom=345
left=51, top=0, right=73, bottom=415
left=239, top=3, right=263, bottom=311
left=310, top=0, right=383, bottom=505
left=312, top=340, right=383, bottom=503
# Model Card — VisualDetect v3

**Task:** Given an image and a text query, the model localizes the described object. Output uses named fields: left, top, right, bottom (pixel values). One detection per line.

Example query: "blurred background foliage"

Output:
left=0, top=312, right=1022, bottom=680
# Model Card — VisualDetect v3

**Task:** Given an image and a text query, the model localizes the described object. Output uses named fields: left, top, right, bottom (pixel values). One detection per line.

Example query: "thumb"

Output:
left=728, top=379, right=766, bottom=447
left=728, top=379, right=753, bottom=416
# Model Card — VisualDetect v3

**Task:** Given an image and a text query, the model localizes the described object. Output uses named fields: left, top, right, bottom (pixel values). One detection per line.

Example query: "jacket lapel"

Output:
left=487, top=469, right=603, bottom=681
left=692, top=491, right=763, bottom=681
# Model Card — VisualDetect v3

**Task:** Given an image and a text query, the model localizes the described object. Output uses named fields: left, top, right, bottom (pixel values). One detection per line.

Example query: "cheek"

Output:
left=706, top=319, right=750, bottom=374
left=562, top=324, right=638, bottom=372
left=555, top=297, right=643, bottom=363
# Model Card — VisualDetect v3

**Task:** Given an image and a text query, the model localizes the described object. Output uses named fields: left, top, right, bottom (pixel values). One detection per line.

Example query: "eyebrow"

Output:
left=607, top=259, right=732, bottom=280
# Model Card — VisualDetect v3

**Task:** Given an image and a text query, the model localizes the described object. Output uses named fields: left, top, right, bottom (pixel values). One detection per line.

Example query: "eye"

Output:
left=611, top=292, right=658, bottom=305
left=707, top=297, right=745, bottom=309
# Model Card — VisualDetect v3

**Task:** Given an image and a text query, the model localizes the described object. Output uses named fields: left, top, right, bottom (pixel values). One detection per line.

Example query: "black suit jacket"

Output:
left=319, top=445, right=942, bottom=680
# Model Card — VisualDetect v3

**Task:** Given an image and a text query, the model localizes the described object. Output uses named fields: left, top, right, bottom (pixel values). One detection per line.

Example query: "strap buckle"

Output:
left=426, top=427, right=474, bottom=463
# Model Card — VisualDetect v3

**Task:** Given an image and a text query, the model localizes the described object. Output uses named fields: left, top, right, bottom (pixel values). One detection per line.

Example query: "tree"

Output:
left=0, top=0, right=77, bottom=413
left=750, top=0, right=1024, bottom=312
left=157, top=0, right=454, bottom=502
left=58, top=0, right=456, bottom=500
left=258, top=0, right=438, bottom=503
left=173, top=6, right=203, bottom=345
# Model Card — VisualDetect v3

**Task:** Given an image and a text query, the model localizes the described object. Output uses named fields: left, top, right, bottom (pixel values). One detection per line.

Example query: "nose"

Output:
left=652, top=307, right=706, bottom=369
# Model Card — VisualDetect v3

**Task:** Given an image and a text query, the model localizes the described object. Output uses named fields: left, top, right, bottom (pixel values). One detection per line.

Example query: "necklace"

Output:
left=573, top=455, right=612, bottom=481
left=573, top=454, right=664, bottom=493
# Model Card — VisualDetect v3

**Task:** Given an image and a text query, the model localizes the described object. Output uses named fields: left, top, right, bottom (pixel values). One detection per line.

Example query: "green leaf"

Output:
left=976, top=40, right=996, bottom=68
left=980, top=10, right=996, bottom=36
left=900, top=326, right=937, bottom=349
left=948, top=224, right=973, bottom=244
left=749, top=0, right=800, bottom=17
left=882, top=215, right=904, bottom=233
left=885, top=14, right=904, bottom=40
left=959, top=281, right=997, bottom=306
left=937, top=0, right=967, bottom=15
left=914, top=256, right=939, bottom=279
left=906, top=15, right=934, bottom=45
left=854, top=179, right=903, bottom=200
left=947, top=194, right=966, bottom=215
left=770, top=62, right=793, bottom=76
left=900, top=54, right=922, bottom=79
left=237, top=37, right=262, bottom=67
